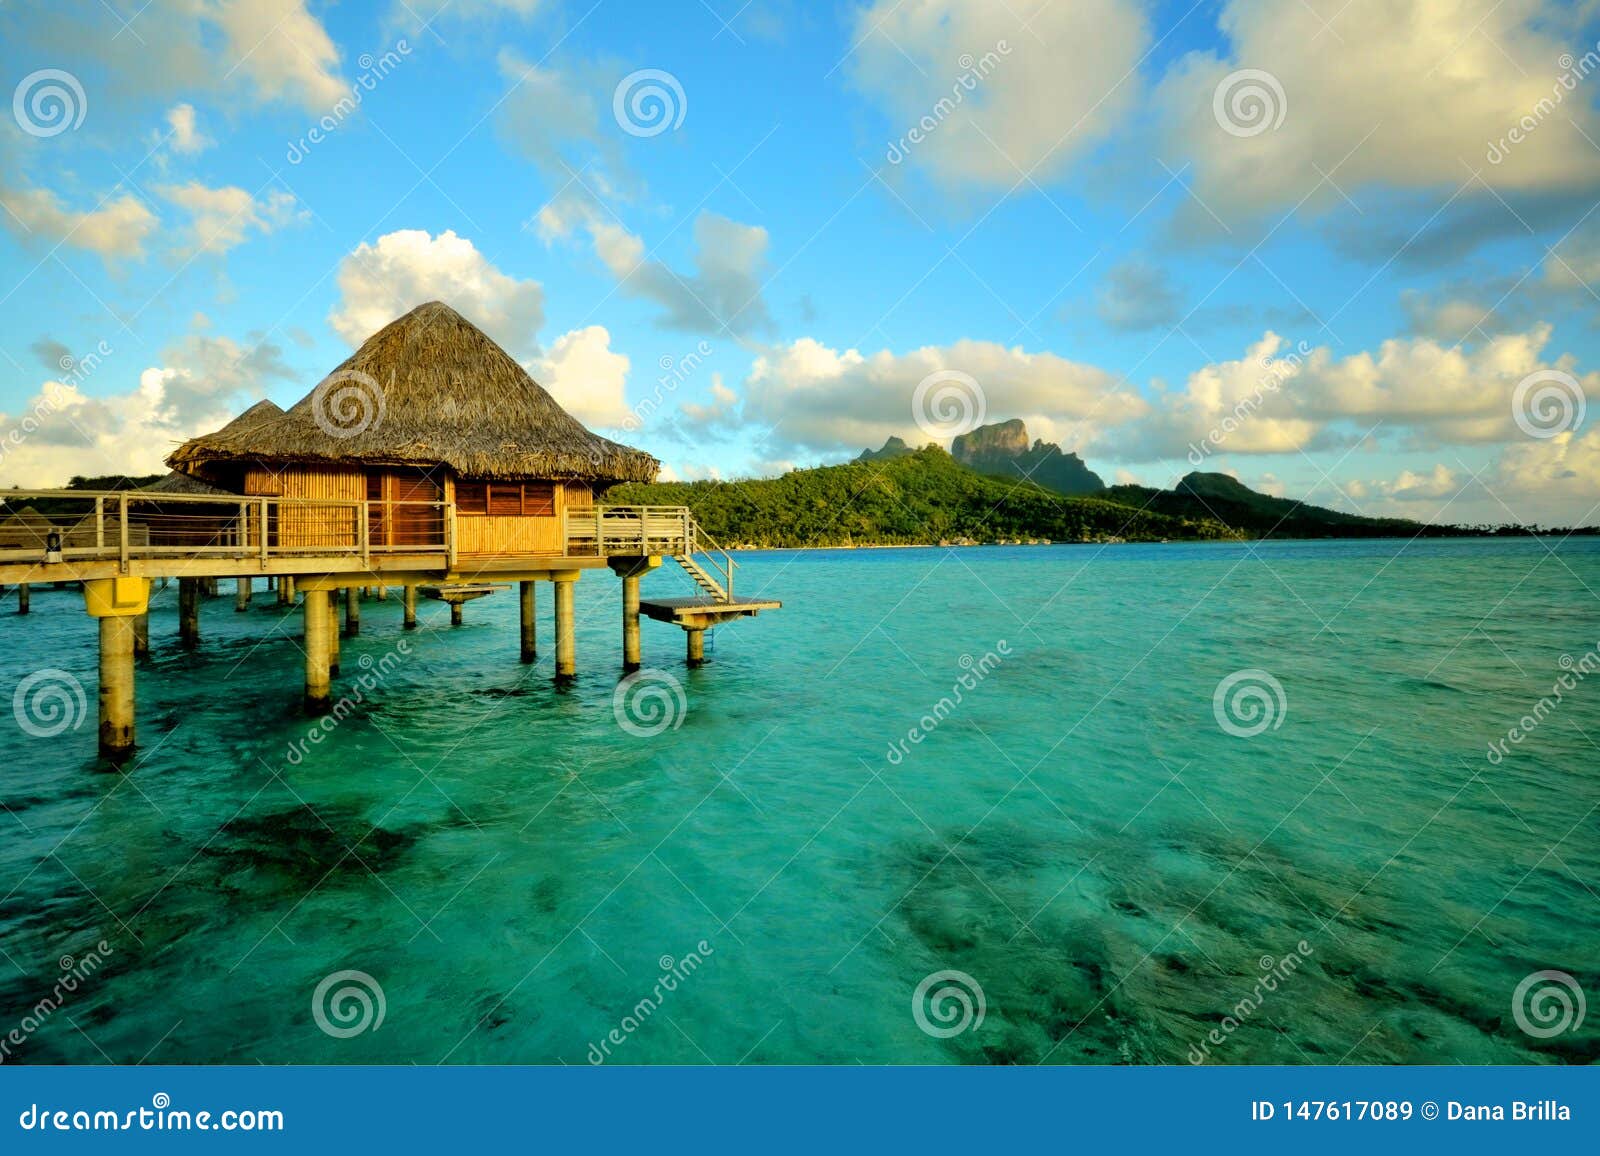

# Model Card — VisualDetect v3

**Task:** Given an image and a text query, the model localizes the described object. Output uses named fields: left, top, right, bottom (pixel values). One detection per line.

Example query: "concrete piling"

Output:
left=520, top=581, right=537, bottom=663
left=304, top=589, right=331, bottom=714
left=98, top=615, right=136, bottom=760
left=622, top=575, right=640, bottom=672
left=554, top=576, right=576, bottom=680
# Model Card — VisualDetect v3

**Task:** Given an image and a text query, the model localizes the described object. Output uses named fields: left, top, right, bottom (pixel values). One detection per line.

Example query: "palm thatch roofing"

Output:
left=168, top=302, right=658, bottom=485
left=148, top=470, right=237, bottom=496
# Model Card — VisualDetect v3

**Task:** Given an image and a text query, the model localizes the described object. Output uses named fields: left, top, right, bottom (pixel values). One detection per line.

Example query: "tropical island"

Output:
left=611, top=420, right=1595, bottom=547
left=21, top=418, right=1593, bottom=549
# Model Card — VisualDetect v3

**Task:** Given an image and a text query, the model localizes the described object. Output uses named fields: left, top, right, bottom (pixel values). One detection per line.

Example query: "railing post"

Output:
left=445, top=503, right=457, bottom=571
left=238, top=502, right=247, bottom=551
left=597, top=508, right=606, bottom=558
left=259, top=497, right=270, bottom=561
left=360, top=501, right=371, bottom=567
left=118, top=494, right=129, bottom=572
left=95, top=496, right=105, bottom=551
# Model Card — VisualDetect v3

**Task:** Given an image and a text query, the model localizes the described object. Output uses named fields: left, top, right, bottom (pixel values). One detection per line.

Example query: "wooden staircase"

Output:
left=674, top=551, right=731, bottom=601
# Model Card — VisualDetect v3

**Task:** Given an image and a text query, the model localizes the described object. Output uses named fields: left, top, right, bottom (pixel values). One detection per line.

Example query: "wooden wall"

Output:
left=244, top=466, right=363, bottom=550
left=234, top=465, right=586, bottom=557
left=456, top=479, right=581, bottom=557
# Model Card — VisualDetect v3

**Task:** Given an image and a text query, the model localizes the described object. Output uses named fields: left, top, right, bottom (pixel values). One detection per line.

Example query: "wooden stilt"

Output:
left=622, top=575, right=640, bottom=672
left=132, top=613, right=149, bottom=658
left=554, top=577, right=576, bottom=680
left=235, top=576, right=251, bottom=612
left=403, top=585, right=417, bottom=630
left=376, top=585, right=388, bottom=601
left=345, top=586, right=361, bottom=637
left=450, top=602, right=464, bottom=627
left=17, top=583, right=29, bottom=615
left=98, top=615, right=136, bottom=760
left=179, top=578, right=200, bottom=647
left=304, top=589, right=331, bottom=714
left=520, top=580, right=537, bottom=663
left=686, top=628, right=706, bottom=667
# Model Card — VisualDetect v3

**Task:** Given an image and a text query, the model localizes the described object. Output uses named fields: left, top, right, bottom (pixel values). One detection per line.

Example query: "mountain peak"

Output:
left=949, top=420, right=1106, bottom=495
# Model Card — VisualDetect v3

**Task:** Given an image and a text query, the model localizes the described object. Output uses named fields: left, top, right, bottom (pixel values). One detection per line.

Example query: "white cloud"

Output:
left=1490, top=429, right=1600, bottom=523
left=210, top=0, right=347, bottom=112
left=716, top=336, right=1144, bottom=456
left=157, top=182, right=305, bottom=256
left=546, top=209, right=774, bottom=335
left=528, top=326, right=631, bottom=428
left=1121, top=326, right=1600, bottom=461
left=0, top=333, right=299, bottom=486
left=0, top=185, right=159, bottom=262
left=328, top=229, right=547, bottom=355
left=850, top=0, right=1147, bottom=186
left=165, top=103, right=211, bottom=154
left=1155, top=0, right=1600, bottom=229
left=9, top=1, right=346, bottom=116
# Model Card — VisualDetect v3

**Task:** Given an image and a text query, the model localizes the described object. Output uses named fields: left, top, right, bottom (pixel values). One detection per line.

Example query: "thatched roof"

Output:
left=148, top=470, right=237, bottom=496
left=168, top=302, right=658, bottom=485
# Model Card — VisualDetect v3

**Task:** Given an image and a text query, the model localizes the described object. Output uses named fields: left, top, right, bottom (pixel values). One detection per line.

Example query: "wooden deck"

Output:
left=639, top=595, right=784, bottom=627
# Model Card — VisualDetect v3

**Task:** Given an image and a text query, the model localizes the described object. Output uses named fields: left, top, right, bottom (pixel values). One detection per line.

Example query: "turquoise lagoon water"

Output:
left=0, top=538, right=1596, bottom=1065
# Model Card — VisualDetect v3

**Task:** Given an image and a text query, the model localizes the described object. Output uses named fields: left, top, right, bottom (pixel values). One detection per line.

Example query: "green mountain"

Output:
left=610, top=446, right=1237, bottom=547
left=950, top=419, right=1106, bottom=495
left=1099, top=471, right=1475, bottom=539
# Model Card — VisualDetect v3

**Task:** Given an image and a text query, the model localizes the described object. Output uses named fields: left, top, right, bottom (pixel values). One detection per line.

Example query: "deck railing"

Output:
left=0, top=491, right=732, bottom=585
left=565, top=505, right=734, bottom=598
left=0, top=490, right=450, bottom=569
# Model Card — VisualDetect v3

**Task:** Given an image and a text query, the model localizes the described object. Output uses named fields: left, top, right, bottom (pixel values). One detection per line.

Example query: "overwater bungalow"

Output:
left=0, top=301, right=779, bottom=758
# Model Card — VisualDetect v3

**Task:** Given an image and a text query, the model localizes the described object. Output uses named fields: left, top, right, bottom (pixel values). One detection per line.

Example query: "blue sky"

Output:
left=2, top=0, right=1599, bottom=525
